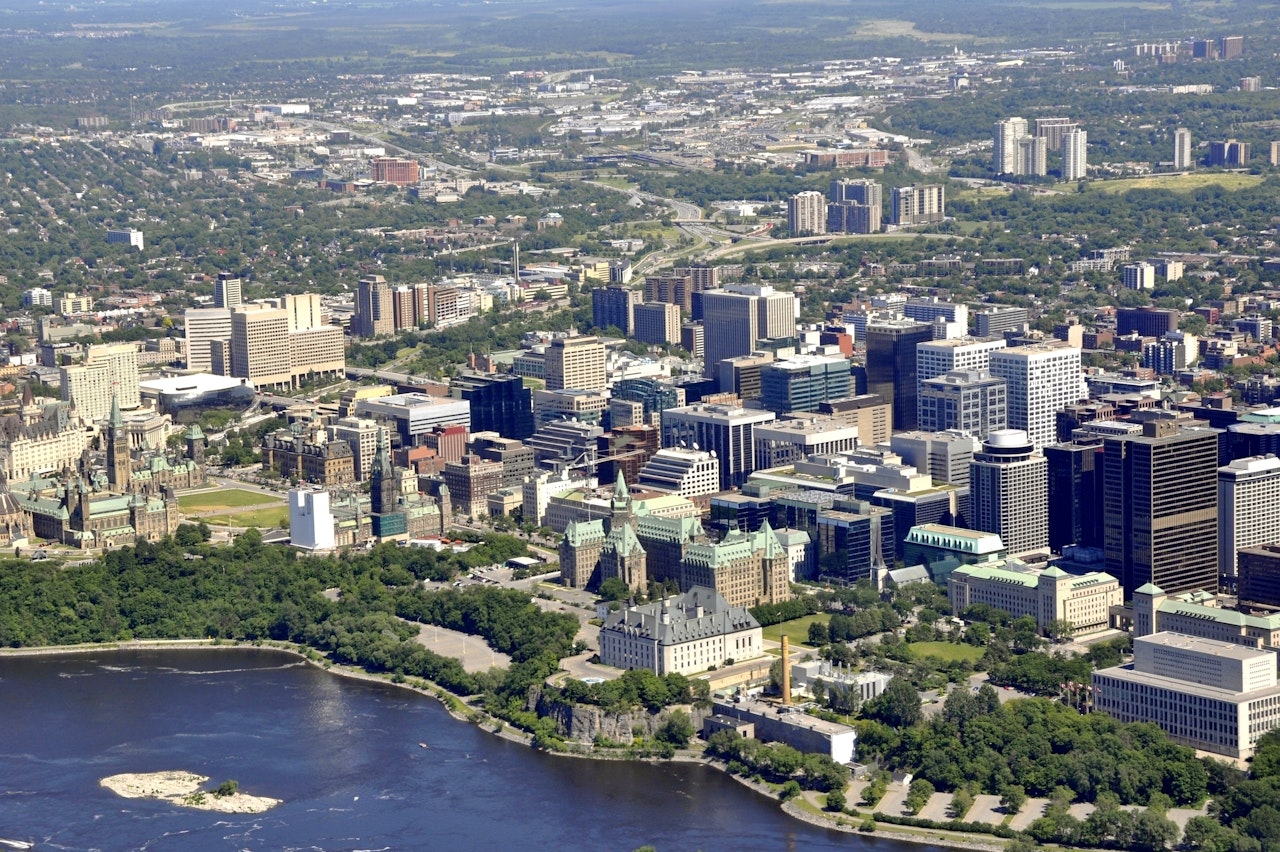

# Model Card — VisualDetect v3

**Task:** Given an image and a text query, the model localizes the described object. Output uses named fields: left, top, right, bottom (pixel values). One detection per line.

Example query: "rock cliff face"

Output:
left=528, top=687, right=709, bottom=744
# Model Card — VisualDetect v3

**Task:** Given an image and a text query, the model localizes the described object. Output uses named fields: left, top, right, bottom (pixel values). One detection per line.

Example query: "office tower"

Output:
left=1209, top=139, right=1250, bottom=166
left=1034, top=117, right=1079, bottom=151
left=989, top=342, right=1085, bottom=450
left=612, top=378, right=681, bottom=427
left=680, top=322, right=704, bottom=361
left=544, top=336, right=606, bottom=392
left=829, top=178, right=882, bottom=211
left=213, top=272, right=242, bottom=309
left=864, top=319, right=933, bottom=432
left=890, top=184, right=945, bottom=225
left=891, top=430, right=980, bottom=491
left=370, top=157, right=420, bottom=185
left=701, top=290, right=758, bottom=371
left=591, top=285, right=640, bottom=334
left=919, top=370, right=1007, bottom=438
left=354, top=274, right=395, bottom=338
left=1220, top=35, right=1244, bottom=59
left=1218, top=455, right=1280, bottom=579
left=1174, top=127, right=1193, bottom=169
left=718, top=352, right=773, bottom=402
left=974, top=305, right=1029, bottom=337
left=633, top=302, right=681, bottom=345
left=661, top=403, right=776, bottom=491
left=59, top=343, right=140, bottom=422
left=230, top=304, right=291, bottom=387
left=701, top=285, right=796, bottom=377
left=450, top=372, right=535, bottom=440
left=759, top=355, right=852, bottom=414
left=1117, top=306, right=1179, bottom=337
left=787, top=191, right=827, bottom=235
left=184, top=307, right=232, bottom=372
left=904, top=296, right=968, bottom=328
left=1240, top=76, right=1261, bottom=92
left=826, top=202, right=880, bottom=234
left=1017, top=135, right=1048, bottom=176
left=644, top=266, right=718, bottom=313
left=1045, top=440, right=1104, bottom=551
left=1271, top=141, right=1280, bottom=167
left=916, top=336, right=1006, bottom=406
left=1063, top=129, right=1088, bottom=180
left=969, top=429, right=1048, bottom=556
left=753, top=416, right=865, bottom=469
left=1103, top=420, right=1219, bottom=596
left=993, top=117, right=1029, bottom=174
left=1122, top=262, right=1155, bottom=290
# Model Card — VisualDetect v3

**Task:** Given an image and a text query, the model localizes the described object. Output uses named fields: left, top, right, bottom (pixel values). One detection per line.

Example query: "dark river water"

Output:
left=0, top=648, right=951, bottom=852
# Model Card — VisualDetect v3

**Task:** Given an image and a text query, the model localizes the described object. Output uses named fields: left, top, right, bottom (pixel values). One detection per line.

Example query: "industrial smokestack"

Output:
left=781, top=635, right=791, bottom=705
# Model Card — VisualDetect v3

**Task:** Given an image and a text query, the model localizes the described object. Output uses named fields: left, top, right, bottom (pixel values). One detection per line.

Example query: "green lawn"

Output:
left=177, top=488, right=282, bottom=512
left=215, top=507, right=291, bottom=529
left=906, top=641, right=984, bottom=663
left=1093, top=172, right=1262, bottom=195
left=762, top=613, right=831, bottom=648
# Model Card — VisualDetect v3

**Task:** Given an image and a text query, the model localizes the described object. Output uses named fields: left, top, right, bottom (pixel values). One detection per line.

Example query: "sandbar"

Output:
left=100, top=771, right=280, bottom=813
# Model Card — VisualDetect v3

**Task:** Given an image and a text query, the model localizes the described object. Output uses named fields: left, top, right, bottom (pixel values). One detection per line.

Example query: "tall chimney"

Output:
left=780, top=635, right=791, bottom=705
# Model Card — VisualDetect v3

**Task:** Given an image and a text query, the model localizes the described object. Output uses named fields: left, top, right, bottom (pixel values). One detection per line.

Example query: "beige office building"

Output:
left=231, top=304, right=292, bottom=387
left=184, top=308, right=233, bottom=372
left=545, top=336, right=606, bottom=391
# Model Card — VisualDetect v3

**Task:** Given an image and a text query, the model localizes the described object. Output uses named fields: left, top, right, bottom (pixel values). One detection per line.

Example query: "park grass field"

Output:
left=1093, top=172, right=1262, bottom=195
left=214, top=507, right=292, bottom=529
left=907, top=641, right=984, bottom=663
left=762, top=613, right=831, bottom=648
left=177, top=488, right=283, bottom=513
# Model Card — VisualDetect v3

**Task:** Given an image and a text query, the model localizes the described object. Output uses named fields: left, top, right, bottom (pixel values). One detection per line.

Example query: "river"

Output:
left=0, top=648, right=951, bottom=851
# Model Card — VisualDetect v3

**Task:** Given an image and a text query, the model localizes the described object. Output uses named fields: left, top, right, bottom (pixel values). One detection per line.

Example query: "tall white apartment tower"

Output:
left=1218, top=455, right=1280, bottom=578
left=993, top=117, right=1029, bottom=174
left=1063, top=129, right=1089, bottom=181
left=969, top=429, right=1048, bottom=556
left=1174, top=127, right=1194, bottom=171
left=989, top=342, right=1085, bottom=450
left=787, top=191, right=827, bottom=235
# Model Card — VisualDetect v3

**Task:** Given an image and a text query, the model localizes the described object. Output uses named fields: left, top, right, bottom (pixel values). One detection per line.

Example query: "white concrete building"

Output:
left=1219, top=455, right=1280, bottom=579
left=60, top=342, right=140, bottom=422
left=184, top=308, right=233, bottom=373
left=969, top=429, right=1048, bottom=556
left=1094, top=632, right=1280, bottom=759
left=661, top=403, right=777, bottom=492
left=637, top=447, right=721, bottom=498
left=598, top=586, right=763, bottom=676
left=289, top=487, right=335, bottom=550
left=989, top=342, right=1085, bottom=450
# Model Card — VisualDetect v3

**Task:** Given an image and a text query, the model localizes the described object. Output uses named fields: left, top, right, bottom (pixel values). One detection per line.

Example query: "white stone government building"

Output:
left=1094, top=632, right=1280, bottom=759
left=599, top=587, right=762, bottom=675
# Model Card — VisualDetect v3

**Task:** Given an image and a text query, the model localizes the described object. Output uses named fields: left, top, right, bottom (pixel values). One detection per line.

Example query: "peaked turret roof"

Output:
left=109, top=393, right=123, bottom=430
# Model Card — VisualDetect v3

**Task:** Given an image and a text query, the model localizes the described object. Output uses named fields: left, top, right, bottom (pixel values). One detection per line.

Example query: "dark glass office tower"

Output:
left=864, top=320, right=933, bottom=432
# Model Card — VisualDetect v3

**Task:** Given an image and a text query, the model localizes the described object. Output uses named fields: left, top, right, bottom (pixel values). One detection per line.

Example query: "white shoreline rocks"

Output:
left=100, top=771, right=280, bottom=813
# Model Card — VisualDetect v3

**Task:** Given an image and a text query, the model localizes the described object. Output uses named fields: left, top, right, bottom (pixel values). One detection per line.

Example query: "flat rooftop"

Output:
left=139, top=374, right=253, bottom=394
